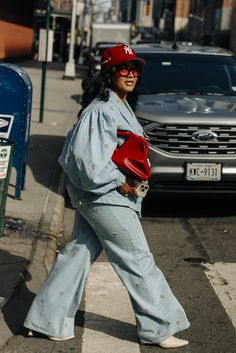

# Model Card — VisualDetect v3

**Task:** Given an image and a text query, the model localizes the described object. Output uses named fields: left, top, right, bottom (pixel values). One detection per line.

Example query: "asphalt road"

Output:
left=1, top=195, right=236, bottom=353
left=140, top=196, right=236, bottom=353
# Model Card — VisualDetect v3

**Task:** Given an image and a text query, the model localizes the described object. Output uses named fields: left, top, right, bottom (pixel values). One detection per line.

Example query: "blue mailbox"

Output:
left=0, top=63, right=32, bottom=199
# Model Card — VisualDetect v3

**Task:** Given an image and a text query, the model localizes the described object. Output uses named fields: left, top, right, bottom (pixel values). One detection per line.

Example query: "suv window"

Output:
left=138, top=53, right=236, bottom=95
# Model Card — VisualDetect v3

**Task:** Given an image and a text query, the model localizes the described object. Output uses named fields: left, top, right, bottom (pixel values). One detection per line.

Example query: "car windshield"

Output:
left=138, top=53, right=236, bottom=95
left=94, top=46, right=110, bottom=56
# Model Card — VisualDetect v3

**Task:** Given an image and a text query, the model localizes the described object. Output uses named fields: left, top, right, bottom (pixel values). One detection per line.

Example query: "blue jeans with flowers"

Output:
left=24, top=204, right=190, bottom=343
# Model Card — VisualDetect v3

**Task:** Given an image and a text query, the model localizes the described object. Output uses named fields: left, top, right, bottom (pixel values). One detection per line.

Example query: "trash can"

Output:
left=0, top=138, right=15, bottom=237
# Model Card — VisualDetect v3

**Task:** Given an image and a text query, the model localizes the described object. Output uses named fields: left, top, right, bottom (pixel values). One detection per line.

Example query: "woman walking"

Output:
left=24, top=44, right=190, bottom=348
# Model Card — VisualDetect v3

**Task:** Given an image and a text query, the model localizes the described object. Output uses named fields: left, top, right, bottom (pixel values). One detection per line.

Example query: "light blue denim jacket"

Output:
left=58, top=89, right=146, bottom=212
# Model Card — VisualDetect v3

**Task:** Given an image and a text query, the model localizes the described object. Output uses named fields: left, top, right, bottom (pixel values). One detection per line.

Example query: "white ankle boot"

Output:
left=28, top=329, right=75, bottom=341
left=48, top=335, right=75, bottom=341
left=158, top=336, right=189, bottom=348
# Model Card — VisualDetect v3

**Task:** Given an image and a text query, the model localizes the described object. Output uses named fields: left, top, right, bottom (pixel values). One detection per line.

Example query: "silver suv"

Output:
left=134, top=43, right=236, bottom=195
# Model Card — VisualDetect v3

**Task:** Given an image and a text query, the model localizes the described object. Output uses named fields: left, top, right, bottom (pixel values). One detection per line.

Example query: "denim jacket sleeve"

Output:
left=59, top=106, right=126, bottom=195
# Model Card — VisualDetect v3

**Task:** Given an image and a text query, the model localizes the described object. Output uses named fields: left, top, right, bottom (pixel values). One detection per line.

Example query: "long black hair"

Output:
left=78, top=67, right=141, bottom=118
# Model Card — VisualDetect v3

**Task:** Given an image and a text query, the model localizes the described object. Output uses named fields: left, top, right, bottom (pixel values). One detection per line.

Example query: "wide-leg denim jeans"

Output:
left=24, top=204, right=190, bottom=343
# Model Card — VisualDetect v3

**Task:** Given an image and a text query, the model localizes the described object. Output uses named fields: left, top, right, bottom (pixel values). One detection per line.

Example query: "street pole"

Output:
left=64, top=0, right=77, bottom=79
left=39, top=0, right=51, bottom=123
left=78, top=0, right=87, bottom=65
left=89, top=0, right=94, bottom=50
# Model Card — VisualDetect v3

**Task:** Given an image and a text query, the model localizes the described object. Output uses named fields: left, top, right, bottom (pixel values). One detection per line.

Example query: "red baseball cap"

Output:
left=101, top=44, right=145, bottom=68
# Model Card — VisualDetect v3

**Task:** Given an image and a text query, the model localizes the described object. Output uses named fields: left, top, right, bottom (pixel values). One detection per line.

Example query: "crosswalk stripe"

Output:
left=204, top=262, right=236, bottom=329
left=82, top=262, right=140, bottom=353
left=82, top=261, right=236, bottom=352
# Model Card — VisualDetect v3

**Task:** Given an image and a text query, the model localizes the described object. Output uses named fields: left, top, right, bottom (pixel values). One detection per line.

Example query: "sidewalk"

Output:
left=0, top=61, right=84, bottom=348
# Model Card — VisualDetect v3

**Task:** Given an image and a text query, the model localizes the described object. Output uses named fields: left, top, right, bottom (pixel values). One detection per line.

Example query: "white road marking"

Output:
left=204, top=262, right=236, bottom=328
left=82, top=262, right=140, bottom=353
left=82, top=261, right=236, bottom=352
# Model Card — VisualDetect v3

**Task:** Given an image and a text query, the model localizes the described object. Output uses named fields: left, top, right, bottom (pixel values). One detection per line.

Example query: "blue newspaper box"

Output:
left=0, top=63, right=32, bottom=199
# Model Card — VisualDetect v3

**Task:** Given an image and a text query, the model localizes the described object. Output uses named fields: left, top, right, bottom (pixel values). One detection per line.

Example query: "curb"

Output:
left=43, top=171, right=67, bottom=274
left=0, top=171, right=67, bottom=349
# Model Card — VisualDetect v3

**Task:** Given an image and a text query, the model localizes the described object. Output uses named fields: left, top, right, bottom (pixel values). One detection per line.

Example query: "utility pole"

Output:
left=89, top=0, right=94, bottom=50
left=78, top=0, right=91, bottom=64
left=39, top=0, right=51, bottom=123
left=77, top=0, right=85, bottom=65
left=64, top=0, right=77, bottom=79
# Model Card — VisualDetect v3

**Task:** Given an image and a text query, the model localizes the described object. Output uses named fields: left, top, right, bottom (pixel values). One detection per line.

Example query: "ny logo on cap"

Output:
left=124, top=46, right=133, bottom=55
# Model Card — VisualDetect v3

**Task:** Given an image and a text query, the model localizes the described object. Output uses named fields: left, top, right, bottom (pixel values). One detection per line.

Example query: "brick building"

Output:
left=34, top=0, right=74, bottom=62
left=52, top=0, right=72, bottom=11
left=188, top=0, right=233, bottom=47
left=230, top=0, right=236, bottom=53
left=0, top=0, right=34, bottom=60
left=174, top=0, right=190, bottom=38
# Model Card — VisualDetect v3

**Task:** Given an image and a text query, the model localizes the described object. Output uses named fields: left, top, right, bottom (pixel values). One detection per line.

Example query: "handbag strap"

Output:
left=117, top=130, right=147, bottom=140
left=117, top=130, right=132, bottom=138
left=117, top=130, right=149, bottom=151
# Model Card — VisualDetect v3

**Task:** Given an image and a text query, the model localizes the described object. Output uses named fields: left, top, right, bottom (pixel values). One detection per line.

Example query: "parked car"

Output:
left=132, top=43, right=236, bottom=195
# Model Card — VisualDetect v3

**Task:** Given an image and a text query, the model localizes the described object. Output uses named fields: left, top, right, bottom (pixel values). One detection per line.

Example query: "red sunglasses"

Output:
left=114, top=64, right=142, bottom=78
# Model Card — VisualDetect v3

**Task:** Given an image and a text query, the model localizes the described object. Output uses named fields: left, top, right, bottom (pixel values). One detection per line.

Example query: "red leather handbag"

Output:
left=112, top=131, right=151, bottom=181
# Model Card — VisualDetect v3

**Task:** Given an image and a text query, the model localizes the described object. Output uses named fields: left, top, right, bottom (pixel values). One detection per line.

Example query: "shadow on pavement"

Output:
left=71, top=94, right=82, bottom=104
left=142, top=194, right=236, bottom=218
left=75, top=310, right=138, bottom=343
left=7, top=134, right=65, bottom=198
left=0, top=249, right=35, bottom=335
left=27, top=134, right=65, bottom=192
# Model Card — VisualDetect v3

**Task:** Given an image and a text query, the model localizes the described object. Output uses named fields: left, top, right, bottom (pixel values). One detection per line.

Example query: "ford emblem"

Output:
left=192, top=130, right=218, bottom=141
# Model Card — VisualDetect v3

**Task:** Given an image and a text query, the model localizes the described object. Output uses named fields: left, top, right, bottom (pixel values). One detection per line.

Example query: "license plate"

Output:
left=186, top=163, right=222, bottom=181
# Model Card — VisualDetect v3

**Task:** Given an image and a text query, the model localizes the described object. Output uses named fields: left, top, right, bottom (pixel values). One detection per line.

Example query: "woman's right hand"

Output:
left=117, top=176, right=138, bottom=197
